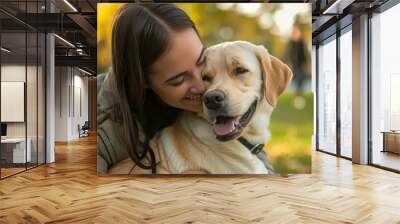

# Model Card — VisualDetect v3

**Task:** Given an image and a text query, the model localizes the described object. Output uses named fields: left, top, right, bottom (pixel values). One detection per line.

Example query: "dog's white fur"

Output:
left=109, top=41, right=292, bottom=174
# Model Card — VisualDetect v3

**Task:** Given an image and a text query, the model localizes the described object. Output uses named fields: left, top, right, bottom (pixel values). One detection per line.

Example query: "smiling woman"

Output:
left=97, top=3, right=206, bottom=174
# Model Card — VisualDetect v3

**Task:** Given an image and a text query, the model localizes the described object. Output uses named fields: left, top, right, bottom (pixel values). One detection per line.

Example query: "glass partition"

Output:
left=1, top=30, right=28, bottom=178
left=0, top=1, right=46, bottom=179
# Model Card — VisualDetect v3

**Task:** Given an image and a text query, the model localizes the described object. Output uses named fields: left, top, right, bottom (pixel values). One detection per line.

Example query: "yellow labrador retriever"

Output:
left=110, top=41, right=292, bottom=174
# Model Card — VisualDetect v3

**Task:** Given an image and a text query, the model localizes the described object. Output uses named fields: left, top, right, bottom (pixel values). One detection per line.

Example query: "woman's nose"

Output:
left=190, top=70, right=206, bottom=94
left=190, top=80, right=205, bottom=94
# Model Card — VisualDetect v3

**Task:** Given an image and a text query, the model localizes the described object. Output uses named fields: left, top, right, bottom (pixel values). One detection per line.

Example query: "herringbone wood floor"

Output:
left=1, top=135, right=400, bottom=224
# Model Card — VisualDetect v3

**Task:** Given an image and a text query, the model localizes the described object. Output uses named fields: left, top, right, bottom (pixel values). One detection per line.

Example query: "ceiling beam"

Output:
left=312, top=15, right=335, bottom=33
left=66, top=13, right=96, bottom=45
left=55, top=55, right=96, bottom=72
left=322, top=0, right=356, bottom=15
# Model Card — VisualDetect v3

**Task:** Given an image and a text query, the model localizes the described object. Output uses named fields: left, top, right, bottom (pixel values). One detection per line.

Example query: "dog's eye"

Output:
left=234, top=67, right=248, bottom=76
left=202, top=74, right=211, bottom=82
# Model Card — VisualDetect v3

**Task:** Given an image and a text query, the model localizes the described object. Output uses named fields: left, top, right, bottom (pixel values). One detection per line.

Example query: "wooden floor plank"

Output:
left=0, top=135, right=399, bottom=223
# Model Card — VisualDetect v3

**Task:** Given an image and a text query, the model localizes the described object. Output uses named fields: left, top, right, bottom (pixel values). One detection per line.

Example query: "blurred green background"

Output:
left=98, top=3, right=312, bottom=173
left=267, top=92, right=313, bottom=173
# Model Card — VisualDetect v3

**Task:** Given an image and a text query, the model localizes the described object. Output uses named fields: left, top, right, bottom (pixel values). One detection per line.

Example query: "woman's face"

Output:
left=148, top=28, right=206, bottom=113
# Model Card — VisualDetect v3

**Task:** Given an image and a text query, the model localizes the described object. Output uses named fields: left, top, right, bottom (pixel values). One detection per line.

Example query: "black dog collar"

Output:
left=237, top=137, right=264, bottom=155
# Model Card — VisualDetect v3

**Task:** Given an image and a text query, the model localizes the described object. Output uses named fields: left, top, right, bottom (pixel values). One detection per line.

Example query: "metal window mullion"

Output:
left=73, top=68, right=75, bottom=118
left=0, top=18, right=2, bottom=179
left=44, top=0, right=48, bottom=165
left=367, top=10, right=373, bottom=165
left=336, top=27, right=341, bottom=157
left=44, top=33, right=47, bottom=164
left=25, top=0, right=28, bottom=171
left=316, top=44, right=320, bottom=150
left=36, top=0, right=39, bottom=167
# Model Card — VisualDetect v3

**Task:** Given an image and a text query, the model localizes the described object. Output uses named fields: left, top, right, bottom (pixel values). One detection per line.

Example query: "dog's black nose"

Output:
left=204, top=90, right=226, bottom=110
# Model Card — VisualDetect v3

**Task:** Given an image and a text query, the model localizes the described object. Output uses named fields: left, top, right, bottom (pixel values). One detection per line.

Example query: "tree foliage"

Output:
left=97, top=3, right=311, bottom=75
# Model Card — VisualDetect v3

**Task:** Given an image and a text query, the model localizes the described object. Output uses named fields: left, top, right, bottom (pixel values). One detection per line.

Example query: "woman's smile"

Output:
left=183, top=94, right=202, bottom=103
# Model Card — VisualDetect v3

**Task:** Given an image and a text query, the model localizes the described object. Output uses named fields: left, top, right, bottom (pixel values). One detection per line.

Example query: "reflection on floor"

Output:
left=373, top=150, right=400, bottom=171
left=0, top=167, right=25, bottom=178
left=0, top=163, right=41, bottom=178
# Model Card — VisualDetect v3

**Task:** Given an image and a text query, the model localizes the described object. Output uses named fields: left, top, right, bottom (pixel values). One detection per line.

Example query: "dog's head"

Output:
left=200, top=41, right=292, bottom=141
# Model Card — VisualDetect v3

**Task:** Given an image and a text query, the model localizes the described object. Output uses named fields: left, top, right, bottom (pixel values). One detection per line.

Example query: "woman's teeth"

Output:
left=185, top=95, right=201, bottom=101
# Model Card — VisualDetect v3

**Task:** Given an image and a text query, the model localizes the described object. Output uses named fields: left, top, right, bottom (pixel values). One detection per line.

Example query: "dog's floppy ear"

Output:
left=255, top=45, right=293, bottom=107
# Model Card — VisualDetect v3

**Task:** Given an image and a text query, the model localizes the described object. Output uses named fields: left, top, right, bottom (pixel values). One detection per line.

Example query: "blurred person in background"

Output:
left=284, top=25, right=308, bottom=109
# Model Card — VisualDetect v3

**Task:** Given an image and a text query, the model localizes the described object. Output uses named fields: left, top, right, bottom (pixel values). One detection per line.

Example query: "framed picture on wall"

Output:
left=1, top=81, right=25, bottom=122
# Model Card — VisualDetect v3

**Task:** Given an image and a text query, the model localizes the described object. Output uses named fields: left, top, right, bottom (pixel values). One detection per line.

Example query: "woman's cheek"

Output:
left=174, top=86, right=188, bottom=100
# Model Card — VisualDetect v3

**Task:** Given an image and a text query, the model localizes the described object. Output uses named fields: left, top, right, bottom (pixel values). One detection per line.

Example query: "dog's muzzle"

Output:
left=203, top=89, right=226, bottom=111
left=203, top=95, right=258, bottom=141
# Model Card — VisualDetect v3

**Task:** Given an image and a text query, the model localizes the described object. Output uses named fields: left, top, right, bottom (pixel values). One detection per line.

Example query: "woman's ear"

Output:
left=255, top=45, right=293, bottom=107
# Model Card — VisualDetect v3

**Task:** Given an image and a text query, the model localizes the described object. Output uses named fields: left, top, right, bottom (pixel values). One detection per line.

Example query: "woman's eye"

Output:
left=202, top=74, right=211, bottom=82
left=234, top=67, right=248, bottom=76
left=170, top=76, right=184, bottom=86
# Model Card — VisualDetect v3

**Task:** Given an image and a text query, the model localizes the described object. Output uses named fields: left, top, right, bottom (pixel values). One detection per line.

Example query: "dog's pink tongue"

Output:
left=213, top=119, right=237, bottom=136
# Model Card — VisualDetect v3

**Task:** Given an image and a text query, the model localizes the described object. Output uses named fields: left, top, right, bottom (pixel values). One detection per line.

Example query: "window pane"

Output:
left=340, top=29, right=352, bottom=158
left=318, top=37, right=337, bottom=154
left=371, top=3, right=400, bottom=171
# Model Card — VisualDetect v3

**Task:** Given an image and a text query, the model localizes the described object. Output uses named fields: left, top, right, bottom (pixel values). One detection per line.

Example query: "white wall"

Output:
left=1, top=64, right=26, bottom=81
left=54, top=67, right=89, bottom=141
left=72, top=73, right=89, bottom=138
left=55, top=66, right=69, bottom=141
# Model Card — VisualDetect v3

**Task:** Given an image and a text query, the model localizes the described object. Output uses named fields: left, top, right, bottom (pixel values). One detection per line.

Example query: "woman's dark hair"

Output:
left=111, top=3, right=199, bottom=173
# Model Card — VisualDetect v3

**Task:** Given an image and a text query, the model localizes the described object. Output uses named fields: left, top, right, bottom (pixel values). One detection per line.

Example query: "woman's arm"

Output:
left=97, top=72, right=130, bottom=173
